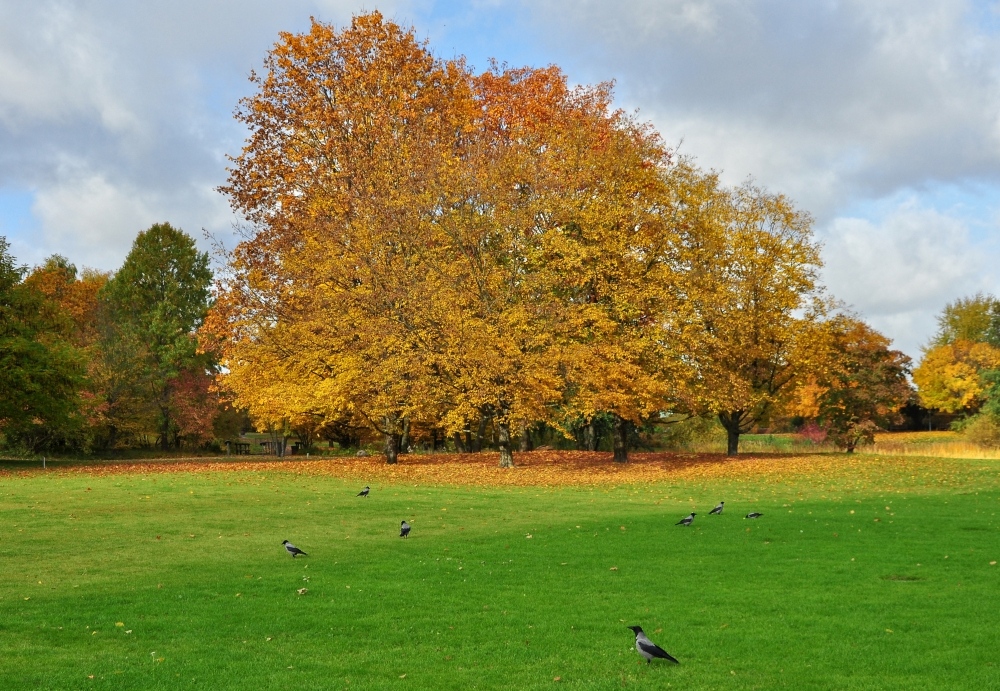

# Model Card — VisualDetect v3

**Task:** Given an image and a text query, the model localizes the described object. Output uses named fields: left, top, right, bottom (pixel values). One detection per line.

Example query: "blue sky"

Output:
left=2, top=0, right=1000, bottom=359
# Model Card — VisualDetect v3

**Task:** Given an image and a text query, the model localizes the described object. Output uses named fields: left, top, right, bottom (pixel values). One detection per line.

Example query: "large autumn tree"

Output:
left=101, top=223, right=214, bottom=450
left=693, top=183, right=825, bottom=455
left=210, top=13, right=472, bottom=463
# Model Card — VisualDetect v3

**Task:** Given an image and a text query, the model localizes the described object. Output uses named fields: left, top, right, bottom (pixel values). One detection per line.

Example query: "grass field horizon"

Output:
left=2, top=450, right=998, bottom=689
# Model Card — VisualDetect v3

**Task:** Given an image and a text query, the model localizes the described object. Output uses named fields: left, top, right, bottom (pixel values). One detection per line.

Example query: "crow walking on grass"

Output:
left=357, top=486, right=370, bottom=497
left=282, top=540, right=307, bottom=558
left=745, top=512, right=763, bottom=519
left=709, top=501, right=724, bottom=515
left=627, top=626, right=679, bottom=664
left=400, top=520, right=411, bottom=538
left=676, top=513, right=696, bottom=526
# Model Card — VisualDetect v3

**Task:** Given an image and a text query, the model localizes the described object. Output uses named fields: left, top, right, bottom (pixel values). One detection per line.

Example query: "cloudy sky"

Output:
left=2, top=0, right=999, bottom=359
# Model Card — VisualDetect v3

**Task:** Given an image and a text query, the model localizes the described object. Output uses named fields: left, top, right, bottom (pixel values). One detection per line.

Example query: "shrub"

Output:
left=962, top=414, right=1000, bottom=449
left=798, top=421, right=828, bottom=444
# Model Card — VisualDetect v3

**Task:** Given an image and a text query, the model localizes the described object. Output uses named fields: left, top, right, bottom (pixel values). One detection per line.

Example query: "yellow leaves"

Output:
left=914, top=339, right=1000, bottom=413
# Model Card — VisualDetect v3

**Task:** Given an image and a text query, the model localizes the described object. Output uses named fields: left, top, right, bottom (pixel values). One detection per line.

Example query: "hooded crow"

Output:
left=357, top=486, right=370, bottom=497
left=627, top=626, right=679, bottom=664
left=745, top=512, right=763, bottom=519
left=709, top=501, right=724, bottom=515
left=282, top=540, right=307, bottom=558
left=676, top=513, right=696, bottom=526
left=400, top=520, right=411, bottom=538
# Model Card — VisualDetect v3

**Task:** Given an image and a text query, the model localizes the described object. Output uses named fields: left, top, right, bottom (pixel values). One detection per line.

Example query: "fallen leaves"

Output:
left=3, top=451, right=998, bottom=495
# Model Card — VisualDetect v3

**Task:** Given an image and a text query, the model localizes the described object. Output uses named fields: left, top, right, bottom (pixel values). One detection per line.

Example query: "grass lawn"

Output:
left=1, top=452, right=999, bottom=689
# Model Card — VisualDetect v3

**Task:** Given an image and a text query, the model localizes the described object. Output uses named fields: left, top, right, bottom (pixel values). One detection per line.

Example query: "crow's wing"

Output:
left=638, top=639, right=679, bottom=664
left=709, top=504, right=723, bottom=514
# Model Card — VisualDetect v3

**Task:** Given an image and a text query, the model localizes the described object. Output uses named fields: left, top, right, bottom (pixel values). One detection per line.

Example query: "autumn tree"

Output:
left=789, top=316, right=912, bottom=452
left=23, top=256, right=107, bottom=348
left=912, top=339, right=1000, bottom=415
left=101, top=223, right=213, bottom=450
left=0, top=239, right=86, bottom=452
left=527, top=102, right=717, bottom=462
left=210, top=13, right=472, bottom=464
left=693, top=183, right=825, bottom=455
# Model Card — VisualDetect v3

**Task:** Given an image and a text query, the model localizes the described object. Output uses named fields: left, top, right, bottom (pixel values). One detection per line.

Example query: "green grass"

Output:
left=2, top=461, right=999, bottom=689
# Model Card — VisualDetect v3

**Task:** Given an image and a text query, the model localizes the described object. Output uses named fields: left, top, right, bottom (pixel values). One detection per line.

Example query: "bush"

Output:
left=656, top=416, right=725, bottom=450
left=962, top=414, right=1000, bottom=448
left=798, top=421, right=828, bottom=444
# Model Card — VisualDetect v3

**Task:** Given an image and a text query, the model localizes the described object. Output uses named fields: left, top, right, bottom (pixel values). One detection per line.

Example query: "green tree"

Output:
left=0, top=238, right=86, bottom=452
left=927, top=293, right=1000, bottom=349
left=100, top=223, right=213, bottom=450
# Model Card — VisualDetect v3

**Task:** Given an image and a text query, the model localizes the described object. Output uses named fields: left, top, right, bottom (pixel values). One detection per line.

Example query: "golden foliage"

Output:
left=206, top=11, right=833, bottom=464
left=913, top=339, right=1000, bottom=413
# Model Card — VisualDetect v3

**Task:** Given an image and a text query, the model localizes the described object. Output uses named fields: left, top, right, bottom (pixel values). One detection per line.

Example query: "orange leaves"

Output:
left=8, top=448, right=984, bottom=494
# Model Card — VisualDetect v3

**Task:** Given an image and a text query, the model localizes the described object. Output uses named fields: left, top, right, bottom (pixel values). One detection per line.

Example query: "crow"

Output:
left=676, top=512, right=696, bottom=526
left=709, top=501, right=724, bottom=515
left=357, top=486, right=370, bottom=497
left=627, top=626, right=679, bottom=664
left=400, top=520, right=411, bottom=538
left=745, top=512, right=763, bottom=519
left=282, top=540, right=307, bottom=558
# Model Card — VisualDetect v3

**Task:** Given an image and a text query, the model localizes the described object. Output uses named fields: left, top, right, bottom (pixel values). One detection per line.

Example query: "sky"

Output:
left=2, top=0, right=1000, bottom=360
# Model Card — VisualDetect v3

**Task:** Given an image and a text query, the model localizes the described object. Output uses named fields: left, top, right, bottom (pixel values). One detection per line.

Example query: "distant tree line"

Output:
left=0, top=225, right=245, bottom=455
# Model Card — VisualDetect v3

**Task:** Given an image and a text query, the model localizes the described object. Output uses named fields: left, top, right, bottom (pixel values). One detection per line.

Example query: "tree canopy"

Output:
left=206, top=12, right=832, bottom=462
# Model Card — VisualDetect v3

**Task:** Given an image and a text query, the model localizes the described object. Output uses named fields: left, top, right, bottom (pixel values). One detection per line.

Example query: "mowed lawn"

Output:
left=1, top=453, right=999, bottom=689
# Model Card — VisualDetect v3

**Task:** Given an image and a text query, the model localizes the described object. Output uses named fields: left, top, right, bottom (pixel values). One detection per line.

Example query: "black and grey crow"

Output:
left=400, top=520, right=411, bottom=538
left=282, top=540, right=307, bottom=558
left=676, top=513, right=696, bottom=526
left=627, top=626, right=679, bottom=664
left=745, top=512, right=763, bottom=519
left=709, top=501, right=724, bottom=515
left=357, top=486, right=370, bottom=497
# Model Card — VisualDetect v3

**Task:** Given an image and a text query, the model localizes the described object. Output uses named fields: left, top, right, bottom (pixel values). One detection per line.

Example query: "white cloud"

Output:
left=0, top=0, right=396, bottom=270
left=819, top=200, right=1000, bottom=356
left=29, top=162, right=233, bottom=270
left=526, top=0, right=1000, bottom=214
left=0, top=1, right=139, bottom=133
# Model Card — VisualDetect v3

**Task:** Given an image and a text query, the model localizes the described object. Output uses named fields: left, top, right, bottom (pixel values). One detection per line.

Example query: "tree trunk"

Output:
left=160, top=405, right=171, bottom=451
left=473, top=416, right=488, bottom=453
left=399, top=418, right=411, bottom=454
left=518, top=426, right=531, bottom=452
left=497, top=421, right=514, bottom=468
left=584, top=421, right=597, bottom=452
left=384, top=431, right=401, bottom=465
left=719, top=412, right=742, bottom=456
left=454, top=432, right=468, bottom=453
left=612, top=414, right=629, bottom=463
